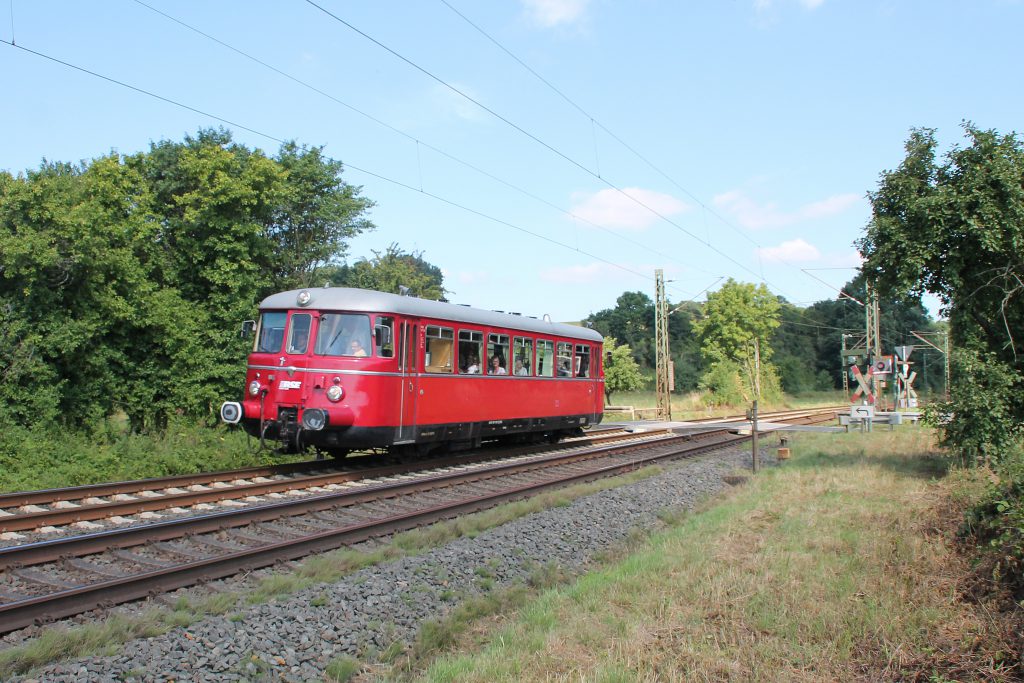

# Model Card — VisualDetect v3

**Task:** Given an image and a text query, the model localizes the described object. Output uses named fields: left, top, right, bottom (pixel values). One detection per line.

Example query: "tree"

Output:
left=694, top=279, right=781, bottom=401
left=777, top=274, right=939, bottom=395
left=772, top=298, right=834, bottom=394
left=269, top=142, right=375, bottom=289
left=320, top=243, right=446, bottom=300
left=602, top=337, right=644, bottom=404
left=587, top=291, right=655, bottom=367
left=0, top=129, right=376, bottom=433
left=857, top=124, right=1024, bottom=456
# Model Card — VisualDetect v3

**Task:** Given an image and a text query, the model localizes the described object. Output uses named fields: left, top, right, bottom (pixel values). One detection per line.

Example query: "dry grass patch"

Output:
left=417, top=428, right=1018, bottom=682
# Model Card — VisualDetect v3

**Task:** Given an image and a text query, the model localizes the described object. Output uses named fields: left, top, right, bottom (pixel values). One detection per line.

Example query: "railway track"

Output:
left=0, top=427, right=635, bottom=538
left=0, top=407, right=838, bottom=635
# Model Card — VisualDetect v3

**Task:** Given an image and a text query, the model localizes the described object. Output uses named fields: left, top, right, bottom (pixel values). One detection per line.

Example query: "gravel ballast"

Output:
left=8, top=444, right=771, bottom=682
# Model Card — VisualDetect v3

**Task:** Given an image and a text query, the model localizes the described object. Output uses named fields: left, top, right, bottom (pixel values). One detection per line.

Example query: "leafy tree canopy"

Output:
left=858, top=124, right=1024, bottom=456
left=694, top=279, right=781, bottom=400
left=602, top=337, right=644, bottom=404
left=0, top=129, right=375, bottom=432
left=318, top=243, right=447, bottom=301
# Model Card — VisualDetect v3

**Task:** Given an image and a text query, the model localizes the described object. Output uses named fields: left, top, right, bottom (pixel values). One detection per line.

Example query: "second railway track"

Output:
left=0, top=427, right=638, bottom=538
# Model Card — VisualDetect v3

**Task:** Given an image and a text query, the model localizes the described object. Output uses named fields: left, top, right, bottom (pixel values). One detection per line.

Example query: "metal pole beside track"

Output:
left=751, top=399, right=760, bottom=474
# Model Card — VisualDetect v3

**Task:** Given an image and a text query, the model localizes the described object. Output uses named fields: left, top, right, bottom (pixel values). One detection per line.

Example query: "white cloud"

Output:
left=754, top=0, right=826, bottom=10
left=713, top=190, right=862, bottom=230
left=571, top=187, right=689, bottom=231
left=800, top=193, right=861, bottom=218
left=522, top=0, right=590, bottom=27
left=757, top=238, right=821, bottom=263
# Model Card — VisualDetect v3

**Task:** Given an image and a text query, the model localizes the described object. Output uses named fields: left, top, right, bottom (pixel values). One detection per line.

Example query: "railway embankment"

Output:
left=2, top=440, right=759, bottom=681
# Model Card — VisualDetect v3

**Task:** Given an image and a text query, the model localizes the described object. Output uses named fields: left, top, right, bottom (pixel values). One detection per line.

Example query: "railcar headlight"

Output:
left=326, top=384, right=344, bottom=402
left=248, top=380, right=262, bottom=396
left=297, top=290, right=312, bottom=306
left=220, top=401, right=242, bottom=424
left=302, top=408, right=327, bottom=431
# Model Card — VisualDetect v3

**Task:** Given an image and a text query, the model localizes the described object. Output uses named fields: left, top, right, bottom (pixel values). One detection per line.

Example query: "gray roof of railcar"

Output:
left=259, top=287, right=604, bottom=343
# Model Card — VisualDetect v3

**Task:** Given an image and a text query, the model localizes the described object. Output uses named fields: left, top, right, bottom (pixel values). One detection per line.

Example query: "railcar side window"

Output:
left=459, top=330, right=484, bottom=374
left=536, top=340, right=554, bottom=377
left=575, top=344, right=591, bottom=378
left=556, top=342, right=573, bottom=378
left=425, top=326, right=455, bottom=373
left=316, top=313, right=372, bottom=357
left=255, top=312, right=287, bottom=353
left=512, top=337, right=533, bottom=376
left=375, top=316, right=395, bottom=358
left=488, top=334, right=510, bottom=376
left=287, top=314, right=312, bottom=354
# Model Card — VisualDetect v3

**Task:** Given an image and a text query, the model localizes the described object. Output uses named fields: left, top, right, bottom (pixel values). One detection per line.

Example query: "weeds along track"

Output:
left=0, top=409, right=838, bottom=635
left=0, top=428, right=632, bottom=538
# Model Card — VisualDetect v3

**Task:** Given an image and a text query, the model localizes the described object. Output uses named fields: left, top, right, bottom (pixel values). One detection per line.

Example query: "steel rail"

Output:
left=0, top=427, right=629, bottom=509
left=0, top=431, right=744, bottom=634
left=0, top=408, right=841, bottom=510
left=0, top=410, right=838, bottom=634
left=0, top=429, right=652, bottom=533
left=0, top=430, right=692, bottom=570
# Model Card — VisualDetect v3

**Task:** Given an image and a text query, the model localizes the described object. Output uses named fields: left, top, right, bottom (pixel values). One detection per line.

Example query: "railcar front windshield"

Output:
left=255, top=312, right=287, bottom=353
left=316, top=313, right=372, bottom=357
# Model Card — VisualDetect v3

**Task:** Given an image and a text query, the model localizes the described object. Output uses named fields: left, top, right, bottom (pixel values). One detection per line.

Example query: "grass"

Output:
left=412, top=427, right=1017, bottom=682
left=325, top=654, right=361, bottom=681
left=0, top=419, right=299, bottom=494
left=0, top=465, right=665, bottom=679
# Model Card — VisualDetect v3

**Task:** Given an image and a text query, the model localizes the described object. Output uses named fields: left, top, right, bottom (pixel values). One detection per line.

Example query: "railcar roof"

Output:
left=260, top=287, right=604, bottom=342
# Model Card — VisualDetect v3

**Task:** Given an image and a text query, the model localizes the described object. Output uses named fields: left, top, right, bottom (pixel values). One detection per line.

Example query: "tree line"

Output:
left=0, top=125, right=995, bottom=444
left=0, top=128, right=443, bottom=435
left=590, top=274, right=942, bottom=405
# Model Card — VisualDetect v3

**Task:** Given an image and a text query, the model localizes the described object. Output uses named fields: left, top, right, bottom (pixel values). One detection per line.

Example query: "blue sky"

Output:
left=2, top=0, right=1021, bottom=322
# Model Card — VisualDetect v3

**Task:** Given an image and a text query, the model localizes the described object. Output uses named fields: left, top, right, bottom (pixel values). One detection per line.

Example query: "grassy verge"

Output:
left=0, top=419, right=297, bottom=493
left=0, top=466, right=664, bottom=679
left=412, top=428, right=1019, bottom=681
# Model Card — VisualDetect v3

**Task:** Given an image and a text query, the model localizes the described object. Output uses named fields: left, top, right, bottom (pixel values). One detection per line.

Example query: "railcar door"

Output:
left=396, top=320, right=419, bottom=442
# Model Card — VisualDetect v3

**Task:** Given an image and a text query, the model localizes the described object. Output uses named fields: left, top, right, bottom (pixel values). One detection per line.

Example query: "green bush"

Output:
left=961, top=442, right=1024, bottom=596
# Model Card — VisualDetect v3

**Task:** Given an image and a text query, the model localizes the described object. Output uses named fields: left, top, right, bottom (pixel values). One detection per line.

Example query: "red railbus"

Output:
left=220, top=287, right=604, bottom=456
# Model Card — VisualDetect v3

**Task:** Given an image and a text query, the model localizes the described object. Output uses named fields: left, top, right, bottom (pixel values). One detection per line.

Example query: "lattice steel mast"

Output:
left=655, top=269, right=671, bottom=420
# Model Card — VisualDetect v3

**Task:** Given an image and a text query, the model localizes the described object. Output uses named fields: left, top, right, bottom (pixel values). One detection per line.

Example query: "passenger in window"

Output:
left=514, top=359, right=529, bottom=376
left=289, top=329, right=308, bottom=354
left=557, top=360, right=572, bottom=377
left=490, top=356, right=507, bottom=375
left=466, top=355, right=481, bottom=374
left=348, top=339, right=368, bottom=357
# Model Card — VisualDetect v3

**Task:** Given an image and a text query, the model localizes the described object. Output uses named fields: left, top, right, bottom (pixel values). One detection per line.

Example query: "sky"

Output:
left=2, top=0, right=1021, bottom=324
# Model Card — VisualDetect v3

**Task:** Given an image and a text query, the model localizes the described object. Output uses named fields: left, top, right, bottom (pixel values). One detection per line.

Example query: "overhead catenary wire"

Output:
left=436, top=0, right=828, bottom=293
left=129, top=0, right=717, bottom=282
left=0, top=37, right=660, bottom=290
left=303, top=0, right=790, bottom=297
